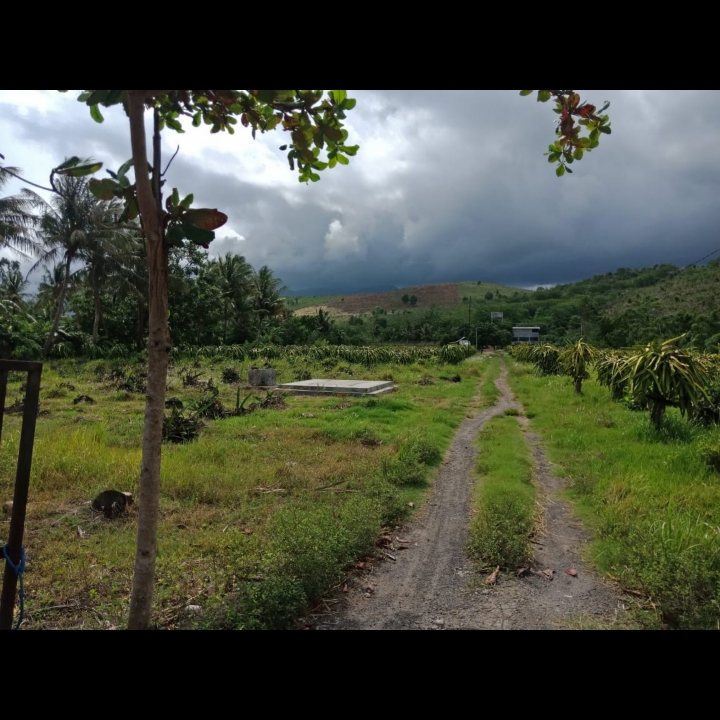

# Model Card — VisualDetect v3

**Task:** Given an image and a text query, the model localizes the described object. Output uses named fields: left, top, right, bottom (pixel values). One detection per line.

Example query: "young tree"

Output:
left=56, top=90, right=360, bottom=629
left=558, top=339, right=601, bottom=395
left=409, top=295, right=418, bottom=307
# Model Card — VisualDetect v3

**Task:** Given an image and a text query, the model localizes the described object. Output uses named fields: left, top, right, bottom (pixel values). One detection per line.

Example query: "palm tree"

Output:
left=0, top=164, right=41, bottom=256
left=209, top=252, right=253, bottom=343
left=77, top=227, right=141, bottom=344
left=251, top=265, right=286, bottom=335
left=0, top=259, right=28, bottom=307
left=30, top=167, right=128, bottom=357
left=37, top=262, right=70, bottom=316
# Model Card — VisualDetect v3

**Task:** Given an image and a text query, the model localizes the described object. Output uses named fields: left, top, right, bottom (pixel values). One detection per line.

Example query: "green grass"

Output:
left=477, top=355, right=502, bottom=407
left=468, top=414, right=535, bottom=570
left=0, top=352, right=492, bottom=629
left=506, top=359, right=720, bottom=629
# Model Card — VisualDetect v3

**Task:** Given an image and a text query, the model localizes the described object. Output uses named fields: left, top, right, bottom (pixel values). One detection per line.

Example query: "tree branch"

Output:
left=161, top=146, right=180, bottom=177
left=0, top=165, right=54, bottom=193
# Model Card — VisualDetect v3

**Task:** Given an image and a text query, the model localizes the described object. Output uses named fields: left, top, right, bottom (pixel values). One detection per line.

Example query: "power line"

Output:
left=682, top=245, right=720, bottom=269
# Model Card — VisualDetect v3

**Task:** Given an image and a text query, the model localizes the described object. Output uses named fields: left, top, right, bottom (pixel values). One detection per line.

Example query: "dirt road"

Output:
left=318, top=363, right=625, bottom=630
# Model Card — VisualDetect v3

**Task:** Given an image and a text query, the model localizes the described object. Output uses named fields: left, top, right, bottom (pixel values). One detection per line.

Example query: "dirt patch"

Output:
left=325, top=283, right=462, bottom=315
left=293, top=305, right=351, bottom=318
left=314, top=363, right=627, bottom=630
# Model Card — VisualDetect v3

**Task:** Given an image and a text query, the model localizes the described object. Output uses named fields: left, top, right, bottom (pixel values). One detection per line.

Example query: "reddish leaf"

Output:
left=565, top=568, right=578, bottom=577
left=486, top=566, right=500, bottom=586
left=183, top=208, right=228, bottom=231
left=576, top=104, right=596, bottom=117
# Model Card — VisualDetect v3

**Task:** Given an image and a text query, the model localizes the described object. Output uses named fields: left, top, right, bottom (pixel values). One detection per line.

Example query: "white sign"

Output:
left=490, top=312, right=503, bottom=320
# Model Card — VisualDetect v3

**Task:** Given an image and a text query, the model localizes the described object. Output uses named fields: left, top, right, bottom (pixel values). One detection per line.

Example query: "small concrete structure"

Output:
left=278, top=379, right=395, bottom=397
left=248, top=368, right=277, bottom=386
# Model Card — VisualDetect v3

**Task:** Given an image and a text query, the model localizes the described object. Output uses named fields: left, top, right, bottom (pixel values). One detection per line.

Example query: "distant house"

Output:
left=512, top=327, right=540, bottom=343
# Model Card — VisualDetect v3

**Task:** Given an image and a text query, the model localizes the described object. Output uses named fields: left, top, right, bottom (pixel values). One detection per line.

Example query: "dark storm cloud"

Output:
left=3, top=90, right=720, bottom=292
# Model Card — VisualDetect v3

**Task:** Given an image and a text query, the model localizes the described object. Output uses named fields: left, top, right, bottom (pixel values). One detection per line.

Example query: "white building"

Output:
left=512, top=327, right=540, bottom=343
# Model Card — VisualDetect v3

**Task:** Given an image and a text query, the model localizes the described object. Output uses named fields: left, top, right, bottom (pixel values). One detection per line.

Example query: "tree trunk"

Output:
left=42, top=254, right=72, bottom=358
left=92, top=283, right=103, bottom=345
left=136, top=300, right=145, bottom=350
left=650, top=399, right=667, bottom=430
left=223, top=297, right=228, bottom=344
left=574, top=377, right=583, bottom=395
left=127, top=93, right=170, bottom=630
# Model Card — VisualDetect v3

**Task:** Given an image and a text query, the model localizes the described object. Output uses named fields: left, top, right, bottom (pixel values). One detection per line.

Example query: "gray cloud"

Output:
left=3, top=90, right=720, bottom=293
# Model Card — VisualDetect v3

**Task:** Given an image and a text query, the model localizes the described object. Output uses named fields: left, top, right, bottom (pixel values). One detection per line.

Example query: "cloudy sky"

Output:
left=2, top=90, right=719, bottom=294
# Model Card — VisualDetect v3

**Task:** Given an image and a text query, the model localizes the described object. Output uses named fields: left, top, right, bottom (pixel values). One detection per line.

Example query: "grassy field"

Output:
left=505, top=358, right=720, bottom=629
left=468, top=412, right=535, bottom=571
left=0, top=351, right=501, bottom=629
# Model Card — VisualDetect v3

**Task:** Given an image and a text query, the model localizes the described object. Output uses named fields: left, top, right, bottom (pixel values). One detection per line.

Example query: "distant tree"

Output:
left=484, top=291, right=494, bottom=301
left=409, top=295, right=418, bottom=307
left=476, top=280, right=481, bottom=285
left=401, top=294, right=409, bottom=304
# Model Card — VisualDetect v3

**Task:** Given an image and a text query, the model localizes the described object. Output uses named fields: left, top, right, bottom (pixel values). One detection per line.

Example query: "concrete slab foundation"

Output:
left=277, top=379, right=395, bottom=396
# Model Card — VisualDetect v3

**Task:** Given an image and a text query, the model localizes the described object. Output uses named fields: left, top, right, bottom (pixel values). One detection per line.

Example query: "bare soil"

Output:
left=315, top=363, right=627, bottom=630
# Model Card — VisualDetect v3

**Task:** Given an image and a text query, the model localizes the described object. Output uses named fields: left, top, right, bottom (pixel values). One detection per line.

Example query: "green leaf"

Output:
left=179, top=194, right=194, bottom=210
left=264, top=115, right=281, bottom=131
left=125, top=198, right=139, bottom=222
left=548, top=153, right=561, bottom=163
left=86, top=90, right=110, bottom=106
left=328, top=156, right=337, bottom=169
left=257, top=90, right=279, bottom=104
left=556, top=164, right=565, bottom=177
left=90, top=104, right=104, bottom=123
left=599, top=126, right=612, bottom=135
left=59, top=162, right=103, bottom=178
left=192, top=112, right=202, bottom=127
left=331, top=90, right=347, bottom=104
left=167, top=224, right=185, bottom=247
left=183, top=208, right=228, bottom=231
left=537, top=90, right=552, bottom=103
left=519, top=90, right=533, bottom=96
left=169, top=188, right=180, bottom=209
left=342, top=145, right=359, bottom=156
left=309, top=172, right=321, bottom=182
left=55, top=156, right=80, bottom=171
left=181, top=222, right=215, bottom=246
left=166, top=118, right=184, bottom=133
left=117, top=158, right=133, bottom=178
left=343, top=98, right=357, bottom=110
left=573, top=148, right=584, bottom=161
left=77, top=92, right=92, bottom=102
left=336, top=153, right=349, bottom=165
left=88, top=178, right=119, bottom=200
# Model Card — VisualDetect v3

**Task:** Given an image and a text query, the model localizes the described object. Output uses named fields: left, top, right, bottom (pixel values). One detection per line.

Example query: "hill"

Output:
left=286, top=259, right=720, bottom=349
left=286, top=280, right=533, bottom=316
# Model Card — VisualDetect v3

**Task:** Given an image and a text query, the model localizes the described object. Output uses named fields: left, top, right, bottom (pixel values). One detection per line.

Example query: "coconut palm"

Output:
left=0, top=164, right=42, bottom=256
left=30, top=167, right=129, bottom=356
left=251, top=265, right=286, bottom=335
left=209, top=252, right=254, bottom=343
